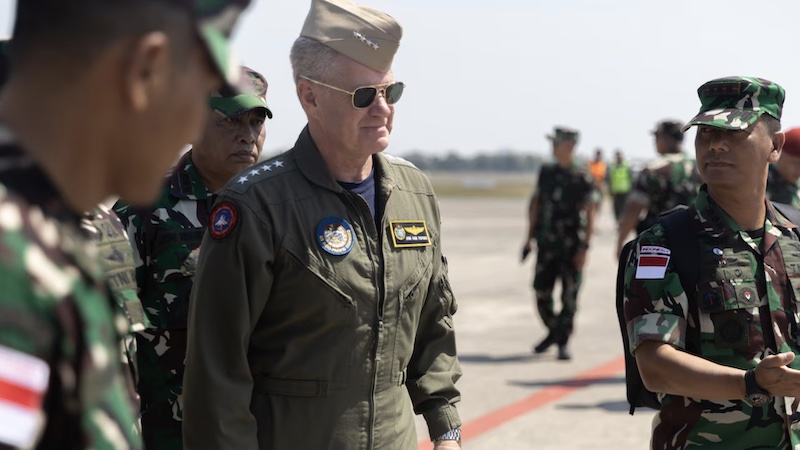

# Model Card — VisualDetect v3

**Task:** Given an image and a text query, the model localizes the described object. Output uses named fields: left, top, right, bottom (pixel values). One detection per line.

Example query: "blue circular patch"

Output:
left=317, top=217, right=355, bottom=256
left=209, top=203, right=238, bottom=240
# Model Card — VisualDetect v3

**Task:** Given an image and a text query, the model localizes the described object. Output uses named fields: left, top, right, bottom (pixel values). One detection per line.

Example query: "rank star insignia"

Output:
left=249, top=169, right=260, bottom=176
left=273, top=160, right=284, bottom=168
left=237, top=176, right=249, bottom=184
left=261, top=164, right=272, bottom=172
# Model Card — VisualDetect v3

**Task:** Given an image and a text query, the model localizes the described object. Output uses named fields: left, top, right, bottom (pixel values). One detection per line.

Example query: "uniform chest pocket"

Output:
left=696, top=279, right=762, bottom=355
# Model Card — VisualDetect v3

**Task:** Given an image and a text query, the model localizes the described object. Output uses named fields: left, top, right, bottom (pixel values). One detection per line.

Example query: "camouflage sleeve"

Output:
left=112, top=201, right=148, bottom=296
left=406, top=231, right=462, bottom=441
left=623, top=225, right=690, bottom=353
left=182, top=196, right=272, bottom=450
left=628, top=168, right=653, bottom=207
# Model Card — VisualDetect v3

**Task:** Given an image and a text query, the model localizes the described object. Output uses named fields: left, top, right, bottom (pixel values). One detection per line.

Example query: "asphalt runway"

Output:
left=413, top=197, right=653, bottom=449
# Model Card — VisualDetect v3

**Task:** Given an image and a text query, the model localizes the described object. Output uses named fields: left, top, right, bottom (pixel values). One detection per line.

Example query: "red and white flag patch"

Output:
left=0, top=345, right=50, bottom=448
left=635, top=245, right=671, bottom=279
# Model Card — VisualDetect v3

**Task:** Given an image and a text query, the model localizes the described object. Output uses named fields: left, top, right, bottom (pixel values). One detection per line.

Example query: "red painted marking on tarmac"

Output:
left=418, top=356, right=625, bottom=450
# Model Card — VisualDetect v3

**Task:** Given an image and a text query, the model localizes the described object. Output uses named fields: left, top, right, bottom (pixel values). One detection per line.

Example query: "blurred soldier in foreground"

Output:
left=522, top=127, right=596, bottom=361
left=183, top=0, right=463, bottom=449
left=0, top=0, right=249, bottom=448
left=767, top=127, right=800, bottom=207
left=615, top=120, right=701, bottom=257
left=114, top=66, right=271, bottom=450
left=624, top=76, right=800, bottom=449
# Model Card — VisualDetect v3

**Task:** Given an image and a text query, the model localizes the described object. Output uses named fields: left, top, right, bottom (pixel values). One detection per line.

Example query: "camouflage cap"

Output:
left=783, top=128, right=800, bottom=158
left=682, top=76, right=785, bottom=132
left=300, top=0, right=403, bottom=73
left=209, top=66, right=273, bottom=119
left=546, top=126, right=580, bottom=143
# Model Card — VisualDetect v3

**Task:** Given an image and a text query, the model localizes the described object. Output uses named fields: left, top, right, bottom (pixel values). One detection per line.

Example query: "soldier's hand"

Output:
left=573, top=248, right=588, bottom=271
left=754, top=352, right=800, bottom=397
left=433, top=440, right=461, bottom=450
left=521, top=240, right=533, bottom=262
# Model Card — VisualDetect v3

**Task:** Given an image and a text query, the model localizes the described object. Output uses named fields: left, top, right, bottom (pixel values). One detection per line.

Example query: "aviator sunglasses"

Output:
left=300, top=75, right=405, bottom=109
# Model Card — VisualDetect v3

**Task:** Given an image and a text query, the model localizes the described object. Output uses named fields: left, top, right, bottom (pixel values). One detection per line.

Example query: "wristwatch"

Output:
left=744, top=368, right=771, bottom=407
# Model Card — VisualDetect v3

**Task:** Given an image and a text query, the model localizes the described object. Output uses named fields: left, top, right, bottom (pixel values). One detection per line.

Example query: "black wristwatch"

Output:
left=744, top=368, right=771, bottom=407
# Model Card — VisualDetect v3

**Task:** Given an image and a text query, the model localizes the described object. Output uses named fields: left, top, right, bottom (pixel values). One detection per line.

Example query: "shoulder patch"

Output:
left=0, top=344, right=49, bottom=449
left=635, top=245, right=671, bottom=279
left=209, top=202, right=238, bottom=240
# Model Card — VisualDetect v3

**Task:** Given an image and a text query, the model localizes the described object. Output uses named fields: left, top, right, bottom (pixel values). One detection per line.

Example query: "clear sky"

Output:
left=2, top=0, right=800, bottom=160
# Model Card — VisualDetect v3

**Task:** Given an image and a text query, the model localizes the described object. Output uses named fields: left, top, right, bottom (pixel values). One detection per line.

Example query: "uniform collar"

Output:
left=294, top=125, right=397, bottom=194
left=694, top=184, right=797, bottom=236
left=168, top=150, right=211, bottom=200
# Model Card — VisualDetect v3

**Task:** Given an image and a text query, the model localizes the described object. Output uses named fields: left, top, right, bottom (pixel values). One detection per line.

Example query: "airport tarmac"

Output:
left=414, top=197, right=653, bottom=449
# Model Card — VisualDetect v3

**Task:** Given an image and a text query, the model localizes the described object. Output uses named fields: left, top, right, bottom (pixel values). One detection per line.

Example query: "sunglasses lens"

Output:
left=353, top=87, right=377, bottom=108
left=385, top=83, right=404, bottom=105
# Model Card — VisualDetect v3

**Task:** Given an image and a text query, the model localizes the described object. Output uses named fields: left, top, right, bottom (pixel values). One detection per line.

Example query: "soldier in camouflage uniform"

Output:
left=522, top=127, right=597, bottom=361
left=616, top=120, right=701, bottom=257
left=623, top=76, right=800, bottom=449
left=114, top=67, right=271, bottom=450
left=767, top=127, right=800, bottom=208
left=0, top=0, right=249, bottom=448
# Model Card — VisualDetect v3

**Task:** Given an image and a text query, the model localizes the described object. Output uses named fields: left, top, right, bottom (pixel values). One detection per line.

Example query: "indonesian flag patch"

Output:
left=0, top=345, right=50, bottom=448
left=635, top=245, right=671, bottom=279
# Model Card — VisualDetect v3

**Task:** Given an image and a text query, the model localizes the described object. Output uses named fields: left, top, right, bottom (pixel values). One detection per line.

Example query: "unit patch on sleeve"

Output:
left=209, top=202, right=238, bottom=240
left=0, top=344, right=50, bottom=448
left=389, top=220, right=432, bottom=248
left=635, top=245, right=671, bottom=279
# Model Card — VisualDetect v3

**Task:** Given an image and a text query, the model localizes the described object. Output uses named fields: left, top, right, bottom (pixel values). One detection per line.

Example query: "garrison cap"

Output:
left=210, top=66, right=273, bottom=119
left=682, top=76, right=785, bottom=132
left=300, top=0, right=403, bottom=73
left=546, top=126, right=580, bottom=143
left=783, top=128, right=800, bottom=158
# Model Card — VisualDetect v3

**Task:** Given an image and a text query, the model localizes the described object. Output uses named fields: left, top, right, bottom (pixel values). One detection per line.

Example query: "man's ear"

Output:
left=770, top=131, right=786, bottom=164
left=297, top=80, right=321, bottom=120
left=123, top=31, right=171, bottom=112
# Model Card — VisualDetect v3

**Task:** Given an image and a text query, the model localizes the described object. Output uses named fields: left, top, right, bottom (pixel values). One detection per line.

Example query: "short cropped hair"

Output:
left=10, top=0, right=193, bottom=74
left=760, top=114, right=781, bottom=136
left=289, top=36, right=341, bottom=84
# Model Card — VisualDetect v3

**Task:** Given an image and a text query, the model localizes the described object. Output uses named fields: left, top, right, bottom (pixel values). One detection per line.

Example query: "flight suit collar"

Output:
left=294, top=125, right=399, bottom=195
left=169, top=150, right=211, bottom=201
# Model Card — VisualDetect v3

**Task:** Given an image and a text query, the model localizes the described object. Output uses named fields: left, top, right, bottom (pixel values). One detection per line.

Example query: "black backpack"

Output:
left=616, top=202, right=800, bottom=415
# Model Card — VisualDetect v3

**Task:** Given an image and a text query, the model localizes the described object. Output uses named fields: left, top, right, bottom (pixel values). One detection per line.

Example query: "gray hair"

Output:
left=289, top=36, right=340, bottom=83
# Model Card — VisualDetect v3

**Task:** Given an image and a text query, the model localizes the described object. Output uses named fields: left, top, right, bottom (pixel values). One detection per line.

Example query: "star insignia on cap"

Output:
left=353, top=31, right=379, bottom=50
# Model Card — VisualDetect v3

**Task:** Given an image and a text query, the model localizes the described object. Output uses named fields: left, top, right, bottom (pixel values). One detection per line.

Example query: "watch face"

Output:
left=747, top=392, right=770, bottom=407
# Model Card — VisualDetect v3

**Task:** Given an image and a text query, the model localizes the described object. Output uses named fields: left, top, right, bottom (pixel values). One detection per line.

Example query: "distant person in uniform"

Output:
left=608, top=149, right=632, bottom=222
left=182, top=1, right=463, bottom=449
left=114, top=66, right=272, bottom=450
left=767, top=127, right=800, bottom=207
left=616, top=120, right=701, bottom=257
left=589, top=147, right=607, bottom=203
left=522, top=127, right=597, bottom=361
left=623, top=76, right=800, bottom=449
left=0, top=0, right=249, bottom=448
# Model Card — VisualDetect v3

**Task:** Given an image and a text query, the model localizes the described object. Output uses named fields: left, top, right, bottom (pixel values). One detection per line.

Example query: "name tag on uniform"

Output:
left=390, top=220, right=432, bottom=248
left=635, top=245, right=671, bottom=279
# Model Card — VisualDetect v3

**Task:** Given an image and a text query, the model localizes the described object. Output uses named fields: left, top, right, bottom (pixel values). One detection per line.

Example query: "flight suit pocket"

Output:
left=391, top=259, right=433, bottom=385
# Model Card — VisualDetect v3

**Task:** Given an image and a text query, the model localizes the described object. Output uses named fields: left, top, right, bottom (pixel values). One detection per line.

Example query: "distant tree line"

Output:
left=400, top=150, right=544, bottom=172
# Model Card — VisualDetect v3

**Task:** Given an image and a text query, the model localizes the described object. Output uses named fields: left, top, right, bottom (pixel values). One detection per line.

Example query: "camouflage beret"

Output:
left=546, top=126, right=579, bottom=143
left=300, top=0, right=403, bottom=73
left=783, top=127, right=800, bottom=158
left=209, top=66, right=273, bottom=119
left=682, top=76, right=785, bottom=133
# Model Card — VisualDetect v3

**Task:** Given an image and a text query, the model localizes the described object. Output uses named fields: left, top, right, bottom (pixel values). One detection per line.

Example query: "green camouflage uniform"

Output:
left=627, top=152, right=701, bottom=234
left=767, top=164, right=800, bottom=208
left=0, top=131, right=141, bottom=449
left=81, top=205, right=150, bottom=420
left=532, top=161, right=595, bottom=346
left=624, top=186, right=800, bottom=449
left=182, top=127, right=462, bottom=450
left=113, top=151, right=214, bottom=450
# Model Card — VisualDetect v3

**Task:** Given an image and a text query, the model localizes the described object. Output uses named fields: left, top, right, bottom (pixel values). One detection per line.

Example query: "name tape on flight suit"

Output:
left=389, top=220, right=432, bottom=248
left=635, top=245, right=671, bottom=279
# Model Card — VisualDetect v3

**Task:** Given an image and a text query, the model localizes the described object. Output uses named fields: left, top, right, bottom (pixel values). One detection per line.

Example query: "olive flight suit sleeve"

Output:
left=405, top=233, right=462, bottom=440
left=182, top=197, right=273, bottom=450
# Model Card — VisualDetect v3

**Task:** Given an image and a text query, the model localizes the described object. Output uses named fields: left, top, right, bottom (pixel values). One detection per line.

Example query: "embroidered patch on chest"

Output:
left=317, top=217, right=356, bottom=256
left=635, top=245, right=671, bottom=279
left=389, top=220, right=432, bottom=248
left=209, top=202, right=238, bottom=240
